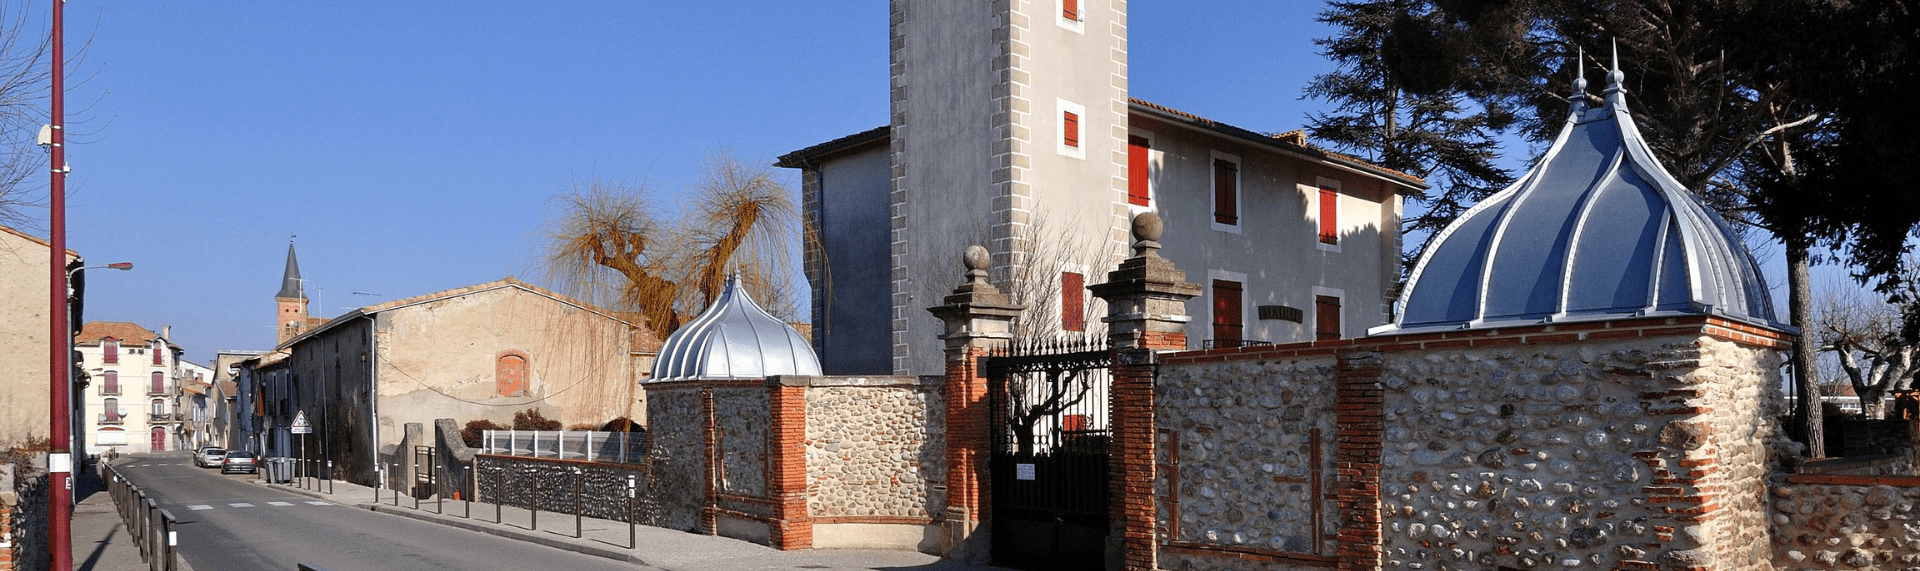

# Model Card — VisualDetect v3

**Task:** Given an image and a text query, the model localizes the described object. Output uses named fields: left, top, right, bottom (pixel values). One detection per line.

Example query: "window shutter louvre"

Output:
left=1062, top=272, right=1086, bottom=332
left=1063, top=111, right=1080, bottom=148
left=1212, top=280, right=1243, bottom=344
left=1316, top=295, right=1342, bottom=340
left=1063, top=0, right=1079, bottom=20
left=1319, top=187, right=1339, bottom=244
left=1213, top=160, right=1238, bottom=225
left=1128, top=136, right=1151, bottom=206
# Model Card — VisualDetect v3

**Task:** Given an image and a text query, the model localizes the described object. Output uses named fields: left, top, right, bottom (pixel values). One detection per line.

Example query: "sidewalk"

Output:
left=71, top=466, right=194, bottom=571
left=253, top=475, right=1009, bottom=571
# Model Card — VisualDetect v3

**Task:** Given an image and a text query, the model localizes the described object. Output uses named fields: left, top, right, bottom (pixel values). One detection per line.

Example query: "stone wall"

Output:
left=1772, top=475, right=1920, bottom=569
left=1, top=456, right=48, bottom=571
left=803, top=376, right=946, bottom=522
left=646, top=386, right=706, bottom=533
left=473, top=455, right=654, bottom=523
left=714, top=387, right=769, bottom=501
left=1154, top=354, right=1341, bottom=568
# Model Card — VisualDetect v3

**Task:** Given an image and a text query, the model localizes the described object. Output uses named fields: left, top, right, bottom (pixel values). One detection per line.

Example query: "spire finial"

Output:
left=1607, top=39, right=1625, bottom=89
left=1570, top=46, right=1589, bottom=108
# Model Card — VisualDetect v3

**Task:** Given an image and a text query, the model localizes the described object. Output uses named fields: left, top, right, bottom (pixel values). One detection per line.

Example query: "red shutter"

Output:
left=104, top=342, right=117, bottom=364
left=1062, top=271, right=1086, bottom=332
left=1063, top=111, right=1080, bottom=148
left=1211, top=280, right=1243, bottom=345
left=1064, top=0, right=1079, bottom=20
left=103, top=372, right=118, bottom=395
left=498, top=355, right=528, bottom=396
left=153, top=342, right=164, bottom=365
left=104, top=398, right=118, bottom=421
left=151, top=372, right=164, bottom=395
left=1128, top=135, right=1151, bottom=206
left=1316, top=295, right=1342, bottom=340
left=1213, top=160, right=1238, bottom=225
left=1319, top=187, right=1339, bottom=244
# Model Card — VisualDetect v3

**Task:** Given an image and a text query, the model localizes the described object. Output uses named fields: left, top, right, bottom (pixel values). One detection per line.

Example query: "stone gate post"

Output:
left=928, top=245, right=1024, bottom=563
left=1089, top=212, right=1200, bottom=571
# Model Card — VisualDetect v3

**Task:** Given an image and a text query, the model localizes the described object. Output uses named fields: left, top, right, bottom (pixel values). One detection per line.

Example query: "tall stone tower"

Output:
left=888, top=0, right=1132, bottom=375
left=274, top=242, right=308, bottom=345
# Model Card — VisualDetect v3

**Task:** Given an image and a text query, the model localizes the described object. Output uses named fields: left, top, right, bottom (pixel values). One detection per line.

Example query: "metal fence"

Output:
left=104, top=463, right=179, bottom=571
left=479, top=430, right=647, bottom=464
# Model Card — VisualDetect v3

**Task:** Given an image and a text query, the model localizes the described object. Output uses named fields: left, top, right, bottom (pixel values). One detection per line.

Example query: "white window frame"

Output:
left=1057, top=99, right=1086, bottom=159
left=1056, top=0, right=1085, bottom=33
left=1210, top=151, right=1242, bottom=234
left=1313, top=286, right=1346, bottom=339
left=1127, top=128, right=1157, bottom=216
left=1314, top=176, right=1344, bottom=253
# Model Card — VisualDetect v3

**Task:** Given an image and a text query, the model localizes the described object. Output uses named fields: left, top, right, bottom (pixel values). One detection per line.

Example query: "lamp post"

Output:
left=46, top=0, right=72, bottom=566
left=65, top=263, right=132, bottom=474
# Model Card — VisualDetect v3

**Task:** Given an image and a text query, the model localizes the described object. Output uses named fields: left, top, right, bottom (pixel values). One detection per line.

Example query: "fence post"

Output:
left=627, top=473, right=637, bottom=549
left=435, top=452, right=443, bottom=514
left=467, top=462, right=476, bottom=518
left=327, top=460, right=334, bottom=494
left=494, top=461, right=503, bottom=524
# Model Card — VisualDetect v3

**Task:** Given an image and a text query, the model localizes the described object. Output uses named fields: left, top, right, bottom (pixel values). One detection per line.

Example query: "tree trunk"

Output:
left=1789, top=239, right=1825, bottom=458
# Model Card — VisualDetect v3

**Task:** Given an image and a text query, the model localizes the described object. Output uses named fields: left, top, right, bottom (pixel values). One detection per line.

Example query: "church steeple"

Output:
left=275, top=239, right=310, bottom=345
left=276, top=241, right=305, bottom=300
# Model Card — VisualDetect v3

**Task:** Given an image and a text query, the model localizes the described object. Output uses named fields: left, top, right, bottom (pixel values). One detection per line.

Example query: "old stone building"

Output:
left=0, top=225, right=82, bottom=448
left=777, top=1, right=1424, bottom=377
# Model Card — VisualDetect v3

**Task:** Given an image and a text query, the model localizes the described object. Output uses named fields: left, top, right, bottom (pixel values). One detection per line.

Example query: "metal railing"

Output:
left=479, top=430, right=647, bottom=464
left=104, top=463, right=179, bottom=571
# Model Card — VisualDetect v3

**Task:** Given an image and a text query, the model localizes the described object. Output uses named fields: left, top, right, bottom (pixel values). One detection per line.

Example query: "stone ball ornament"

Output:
left=963, top=244, right=990, bottom=272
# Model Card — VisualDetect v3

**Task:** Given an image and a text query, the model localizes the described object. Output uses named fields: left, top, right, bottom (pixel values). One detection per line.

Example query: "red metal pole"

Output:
left=48, top=0, right=73, bottom=568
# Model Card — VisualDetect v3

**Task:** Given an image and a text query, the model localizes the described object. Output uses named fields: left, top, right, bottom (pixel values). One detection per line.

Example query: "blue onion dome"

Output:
left=1373, top=55, right=1781, bottom=335
left=649, top=275, right=821, bottom=381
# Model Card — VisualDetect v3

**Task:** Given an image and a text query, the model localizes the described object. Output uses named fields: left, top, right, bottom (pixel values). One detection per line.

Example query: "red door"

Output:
left=150, top=427, right=166, bottom=452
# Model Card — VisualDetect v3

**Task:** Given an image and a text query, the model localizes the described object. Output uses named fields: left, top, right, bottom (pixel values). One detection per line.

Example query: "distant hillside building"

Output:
left=777, top=3, right=1424, bottom=376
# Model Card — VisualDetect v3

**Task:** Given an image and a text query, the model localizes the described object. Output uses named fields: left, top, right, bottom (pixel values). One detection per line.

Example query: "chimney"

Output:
left=162, top=325, right=170, bottom=341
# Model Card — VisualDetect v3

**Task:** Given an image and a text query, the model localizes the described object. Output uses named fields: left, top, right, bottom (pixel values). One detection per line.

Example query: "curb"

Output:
left=253, top=480, right=649, bottom=566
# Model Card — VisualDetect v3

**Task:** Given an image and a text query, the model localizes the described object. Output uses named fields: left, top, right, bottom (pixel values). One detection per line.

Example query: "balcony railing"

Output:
left=148, top=386, right=169, bottom=396
left=97, top=412, right=125, bottom=425
left=1203, top=338, right=1273, bottom=350
left=148, top=413, right=171, bottom=423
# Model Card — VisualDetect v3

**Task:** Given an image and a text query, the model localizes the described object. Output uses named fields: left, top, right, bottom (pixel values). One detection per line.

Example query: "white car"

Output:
left=194, top=447, right=226, bottom=468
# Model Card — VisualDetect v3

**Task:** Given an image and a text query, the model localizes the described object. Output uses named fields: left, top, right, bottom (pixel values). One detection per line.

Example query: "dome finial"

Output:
left=1570, top=46, right=1589, bottom=112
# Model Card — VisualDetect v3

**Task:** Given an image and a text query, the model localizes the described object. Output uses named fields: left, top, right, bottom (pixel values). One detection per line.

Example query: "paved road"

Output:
left=112, top=452, right=652, bottom=571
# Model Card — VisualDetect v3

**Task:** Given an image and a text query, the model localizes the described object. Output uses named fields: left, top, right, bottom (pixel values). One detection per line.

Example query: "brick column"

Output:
left=767, top=381, right=812, bottom=549
left=698, top=388, right=719, bottom=536
left=928, top=244, right=1024, bottom=564
left=1333, top=351, right=1384, bottom=571
left=1089, top=213, right=1200, bottom=571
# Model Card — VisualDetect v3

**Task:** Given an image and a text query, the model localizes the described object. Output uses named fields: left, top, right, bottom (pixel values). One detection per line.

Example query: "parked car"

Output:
left=221, top=451, right=257, bottom=474
left=194, top=447, right=226, bottom=468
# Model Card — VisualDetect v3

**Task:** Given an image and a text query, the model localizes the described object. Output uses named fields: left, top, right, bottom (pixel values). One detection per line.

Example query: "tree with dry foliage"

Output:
left=543, top=149, right=799, bottom=341
left=1818, top=260, right=1920, bottom=419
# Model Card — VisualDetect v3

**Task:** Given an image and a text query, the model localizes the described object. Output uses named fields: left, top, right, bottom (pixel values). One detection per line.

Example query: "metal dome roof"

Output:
left=1374, top=56, right=1781, bottom=335
left=648, top=276, right=821, bottom=382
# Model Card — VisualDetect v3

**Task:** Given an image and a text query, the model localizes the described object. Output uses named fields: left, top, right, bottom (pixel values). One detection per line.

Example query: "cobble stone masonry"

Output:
left=647, top=387, right=706, bottom=532
left=1155, top=355, right=1340, bottom=566
left=1772, top=475, right=1920, bottom=570
left=715, top=387, right=769, bottom=500
left=1, top=457, right=47, bottom=571
left=804, top=378, right=945, bottom=521
left=475, top=455, right=655, bottom=524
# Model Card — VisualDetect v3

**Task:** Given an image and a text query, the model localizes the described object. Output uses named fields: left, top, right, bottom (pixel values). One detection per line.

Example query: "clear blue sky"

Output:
left=43, top=2, right=1805, bottom=363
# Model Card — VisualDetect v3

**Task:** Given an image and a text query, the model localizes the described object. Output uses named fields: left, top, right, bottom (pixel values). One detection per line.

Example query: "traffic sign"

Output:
left=292, top=411, right=312, bottom=434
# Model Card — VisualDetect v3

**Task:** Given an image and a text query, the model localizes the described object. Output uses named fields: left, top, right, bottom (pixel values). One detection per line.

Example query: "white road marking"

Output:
left=229, top=503, right=254, bottom=508
left=305, top=501, right=332, bottom=506
left=188, top=505, right=212, bottom=511
left=267, top=502, right=294, bottom=506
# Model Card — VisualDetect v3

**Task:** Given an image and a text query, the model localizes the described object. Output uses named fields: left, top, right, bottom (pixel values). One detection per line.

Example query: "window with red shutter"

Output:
left=103, top=398, right=118, bottom=422
left=1319, top=187, right=1339, bottom=244
left=1063, top=0, right=1079, bottom=21
left=1063, top=111, right=1080, bottom=148
left=1214, top=159, right=1238, bottom=225
left=1061, top=271, right=1086, bottom=332
left=1316, top=295, right=1342, bottom=340
left=497, top=354, right=528, bottom=396
left=151, top=372, right=165, bottom=395
left=1212, top=280, right=1243, bottom=345
left=103, top=341, right=118, bottom=364
left=153, top=342, right=164, bottom=365
left=102, top=371, right=118, bottom=395
left=1128, top=135, right=1151, bottom=206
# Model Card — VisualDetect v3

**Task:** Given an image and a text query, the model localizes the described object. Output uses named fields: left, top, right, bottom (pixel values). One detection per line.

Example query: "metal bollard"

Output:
left=627, top=473, right=637, bottom=549
left=574, top=467, right=583, bottom=539
left=327, top=460, right=334, bottom=494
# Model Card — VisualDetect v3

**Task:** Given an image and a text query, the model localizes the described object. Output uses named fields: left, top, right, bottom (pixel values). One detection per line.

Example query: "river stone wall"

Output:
left=714, top=387, right=769, bottom=501
left=1374, top=335, right=1790, bottom=571
left=646, top=386, right=706, bottom=532
left=1, top=456, right=47, bottom=571
left=1771, top=477, right=1920, bottom=570
left=803, top=376, right=945, bottom=520
left=1155, top=354, right=1340, bottom=569
left=474, top=455, right=655, bottom=523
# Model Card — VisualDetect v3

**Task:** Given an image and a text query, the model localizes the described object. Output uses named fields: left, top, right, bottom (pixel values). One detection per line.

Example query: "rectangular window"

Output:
left=103, top=341, right=118, bottom=364
left=1063, top=0, right=1079, bottom=20
left=1316, top=295, right=1342, bottom=341
left=152, top=342, right=164, bottom=365
left=1061, top=271, right=1086, bottom=332
left=1319, top=187, right=1339, bottom=245
left=1212, top=279, right=1243, bottom=345
left=150, top=372, right=165, bottom=395
left=1213, top=159, right=1239, bottom=226
left=1127, top=135, right=1151, bottom=206
left=103, top=398, right=119, bottom=422
left=1063, top=111, right=1080, bottom=148
left=102, top=371, right=118, bottom=395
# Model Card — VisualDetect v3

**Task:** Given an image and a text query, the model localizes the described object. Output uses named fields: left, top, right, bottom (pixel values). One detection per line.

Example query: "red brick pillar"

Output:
left=928, top=245, right=1025, bottom=564
left=698, top=388, right=719, bottom=536
left=1333, top=351, right=1384, bottom=571
left=767, top=380, right=812, bottom=549
left=1090, top=213, right=1200, bottom=571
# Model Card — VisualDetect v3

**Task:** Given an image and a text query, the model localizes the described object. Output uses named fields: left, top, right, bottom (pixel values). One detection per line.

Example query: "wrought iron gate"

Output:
left=985, top=341, right=1111, bottom=571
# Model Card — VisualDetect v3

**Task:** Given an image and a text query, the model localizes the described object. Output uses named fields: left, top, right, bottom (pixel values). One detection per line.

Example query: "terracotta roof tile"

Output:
left=75, top=321, right=163, bottom=345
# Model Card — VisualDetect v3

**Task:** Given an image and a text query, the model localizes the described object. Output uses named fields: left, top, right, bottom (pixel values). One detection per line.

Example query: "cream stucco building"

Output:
left=74, top=321, right=186, bottom=455
left=0, top=225, right=81, bottom=448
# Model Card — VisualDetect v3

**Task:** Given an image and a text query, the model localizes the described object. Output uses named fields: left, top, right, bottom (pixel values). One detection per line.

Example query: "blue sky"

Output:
left=45, top=2, right=1351, bottom=360
left=38, top=2, right=1807, bottom=362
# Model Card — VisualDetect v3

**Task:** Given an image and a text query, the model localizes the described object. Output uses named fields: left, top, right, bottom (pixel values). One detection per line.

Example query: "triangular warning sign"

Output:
left=292, top=411, right=310, bottom=429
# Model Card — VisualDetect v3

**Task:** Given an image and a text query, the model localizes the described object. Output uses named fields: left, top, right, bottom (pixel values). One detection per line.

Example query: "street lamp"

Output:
left=64, top=261, right=133, bottom=471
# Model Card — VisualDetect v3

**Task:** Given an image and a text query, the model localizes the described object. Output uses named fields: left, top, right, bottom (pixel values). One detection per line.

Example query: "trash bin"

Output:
left=265, top=457, right=293, bottom=483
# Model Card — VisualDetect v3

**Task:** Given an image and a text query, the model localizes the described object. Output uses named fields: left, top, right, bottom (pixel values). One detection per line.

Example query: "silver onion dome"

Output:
left=649, top=275, right=822, bottom=381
